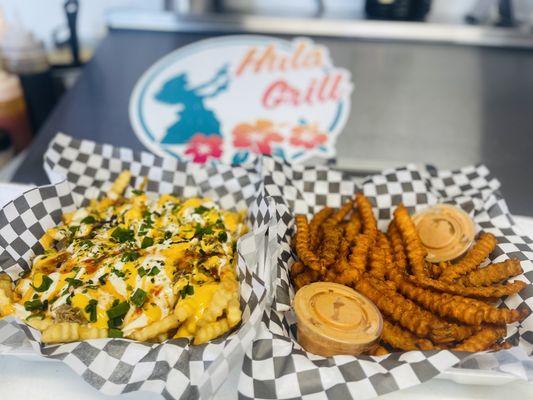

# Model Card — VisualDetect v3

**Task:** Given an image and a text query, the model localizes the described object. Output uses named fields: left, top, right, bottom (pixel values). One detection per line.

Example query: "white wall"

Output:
left=0, top=0, right=162, bottom=49
left=0, top=0, right=531, bottom=52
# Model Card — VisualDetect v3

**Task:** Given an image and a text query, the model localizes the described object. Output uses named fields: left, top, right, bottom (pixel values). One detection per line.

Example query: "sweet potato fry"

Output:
left=309, top=207, right=333, bottom=249
left=368, top=344, right=390, bottom=356
left=355, top=276, right=434, bottom=338
left=290, top=261, right=305, bottom=280
left=331, top=200, right=354, bottom=225
left=381, top=319, right=435, bottom=351
left=394, top=204, right=428, bottom=277
left=409, top=275, right=527, bottom=299
left=394, top=277, right=526, bottom=325
left=318, top=224, right=342, bottom=267
left=355, top=193, right=378, bottom=238
left=440, top=233, right=497, bottom=283
left=387, top=222, right=408, bottom=274
left=293, top=269, right=320, bottom=291
left=454, top=325, right=507, bottom=352
left=457, top=259, right=523, bottom=287
left=344, top=212, right=361, bottom=244
left=334, top=234, right=374, bottom=285
left=295, top=215, right=324, bottom=272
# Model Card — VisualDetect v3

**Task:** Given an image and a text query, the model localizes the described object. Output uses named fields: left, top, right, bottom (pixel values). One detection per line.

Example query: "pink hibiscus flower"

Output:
left=184, top=134, right=223, bottom=163
left=289, top=124, right=328, bottom=149
left=232, top=119, right=283, bottom=156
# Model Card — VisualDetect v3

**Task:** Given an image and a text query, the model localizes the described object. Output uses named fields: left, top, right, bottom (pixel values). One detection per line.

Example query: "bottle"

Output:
left=0, top=24, right=57, bottom=132
left=0, top=69, right=32, bottom=152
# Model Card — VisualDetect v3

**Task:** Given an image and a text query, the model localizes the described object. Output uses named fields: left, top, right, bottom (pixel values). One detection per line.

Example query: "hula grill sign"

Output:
left=130, top=35, right=353, bottom=164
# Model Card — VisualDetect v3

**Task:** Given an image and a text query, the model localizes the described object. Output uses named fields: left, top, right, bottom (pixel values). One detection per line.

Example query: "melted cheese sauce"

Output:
left=8, top=191, right=246, bottom=340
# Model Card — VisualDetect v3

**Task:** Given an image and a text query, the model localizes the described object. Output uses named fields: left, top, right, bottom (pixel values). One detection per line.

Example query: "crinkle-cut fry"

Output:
left=490, top=341, right=513, bottom=352
left=0, top=273, right=13, bottom=298
left=108, top=170, right=132, bottom=199
left=440, top=232, right=497, bottom=283
left=379, top=231, right=394, bottom=266
left=458, top=259, right=523, bottom=287
left=385, top=268, right=481, bottom=343
left=290, top=261, right=305, bottom=280
left=409, top=275, right=527, bottom=298
left=293, top=269, right=320, bottom=290
left=394, top=277, right=526, bottom=325
left=369, top=243, right=387, bottom=280
left=0, top=290, right=13, bottom=316
left=355, top=277, right=433, bottom=338
left=309, top=207, right=333, bottom=249
left=387, top=222, right=407, bottom=274
left=79, top=326, right=108, bottom=340
left=226, top=298, right=242, bottom=328
left=355, top=193, right=378, bottom=237
left=429, top=262, right=445, bottom=279
left=335, top=234, right=374, bottom=286
left=26, top=317, right=54, bottom=331
left=344, top=212, right=361, bottom=244
left=42, top=322, right=80, bottom=344
left=432, top=321, right=478, bottom=344
left=368, top=344, right=389, bottom=356
left=334, top=239, right=352, bottom=273
left=318, top=224, right=342, bottom=267
left=194, top=318, right=230, bottom=345
left=381, top=320, right=435, bottom=351
left=174, top=301, right=195, bottom=321
left=295, top=215, right=324, bottom=272
left=130, top=314, right=181, bottom=342
left=394, top=204, right=428, bottom=277
left=369, top=232, right=393, bottom=280
left=32, top=251, right=69, bottom=273
left=146, top=333, right=169, bottom=343
left=454, top=325, right=507, bottom=352
left=199, top=279, right=238, bottom=326
left=331, top=200, right=354, bottom=225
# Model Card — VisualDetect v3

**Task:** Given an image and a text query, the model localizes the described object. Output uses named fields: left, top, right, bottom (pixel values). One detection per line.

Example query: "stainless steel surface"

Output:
left=106, top=10, right=533, bottom=49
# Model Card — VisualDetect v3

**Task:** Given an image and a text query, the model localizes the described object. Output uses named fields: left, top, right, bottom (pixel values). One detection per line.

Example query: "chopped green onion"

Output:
left=81, top=215, right=96, bottom=224
left=130, top=288, right=147, bottom=308
left=66, top=277, right=83, bottom=289
left=108, top=328, right=123, bottom=338
left=106, top=301, right=130, bottom=319
left=31, top=275, right=53, bottom=292
left=141, top=237, right=154, bottom=249
left=194, top=205, right=210, bottom=214
left=218, top=231, right=228, bottom=243
left=98, top=273, right=108, bottom=285
left=180, top=283, right=194, bottom=299
left=111, top=227, right=134, bottom=243
left=24, top=299, right=48, bottom=312
left=121, top=250, right=140, bottom=262
left=194, top=224, right=213, bottom=238
left=111, top=268, right=125, bottom=278
left=85, top=299, right=98, bottom=323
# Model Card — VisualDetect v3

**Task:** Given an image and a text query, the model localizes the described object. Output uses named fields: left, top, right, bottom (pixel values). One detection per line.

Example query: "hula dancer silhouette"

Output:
left=155, top=64, right=229, bottom=144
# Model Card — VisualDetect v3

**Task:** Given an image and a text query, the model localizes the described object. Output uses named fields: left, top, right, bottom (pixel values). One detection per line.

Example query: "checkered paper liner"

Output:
left=238, top=157, right=533, bottom=399
left=0, top=133, right=272, bottom=399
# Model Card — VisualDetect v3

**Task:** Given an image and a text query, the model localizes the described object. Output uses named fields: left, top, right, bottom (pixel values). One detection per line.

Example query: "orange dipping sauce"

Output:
left=294, top=282, right=382, bottom=357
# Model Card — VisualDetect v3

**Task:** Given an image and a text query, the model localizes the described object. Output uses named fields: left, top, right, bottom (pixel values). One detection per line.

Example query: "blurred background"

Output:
left=1, top=0, right=533, bottom=214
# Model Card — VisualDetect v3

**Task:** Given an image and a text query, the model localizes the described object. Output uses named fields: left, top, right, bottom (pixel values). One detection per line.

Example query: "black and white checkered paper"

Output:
left=0, top=133, right=271, bottom=399
left=238, top=157, right=533, bottom=399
